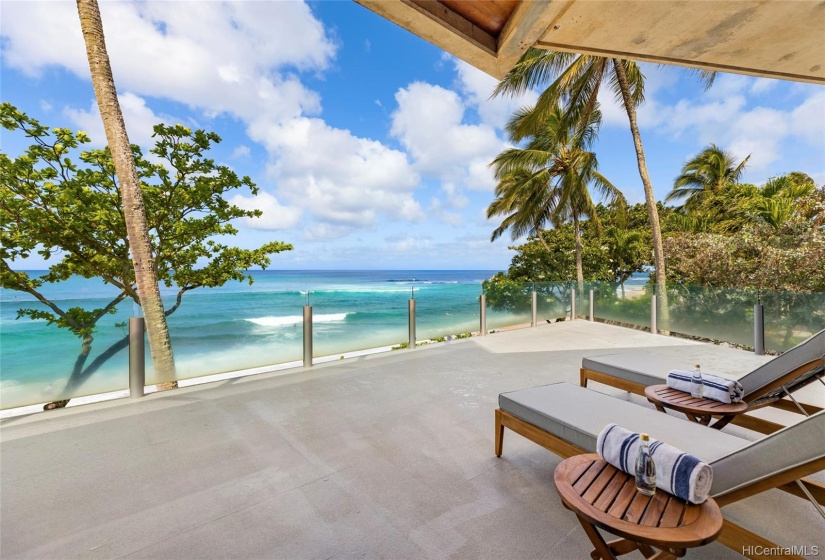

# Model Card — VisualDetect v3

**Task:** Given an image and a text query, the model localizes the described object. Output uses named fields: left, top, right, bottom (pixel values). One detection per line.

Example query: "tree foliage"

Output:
left=0, top=103, right=292, bottom=403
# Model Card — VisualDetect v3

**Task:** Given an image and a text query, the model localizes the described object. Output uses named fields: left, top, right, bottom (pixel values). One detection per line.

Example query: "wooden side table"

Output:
left=645, top=384, right=748, bottom=430
left=554, top=454, right=722, bottom=560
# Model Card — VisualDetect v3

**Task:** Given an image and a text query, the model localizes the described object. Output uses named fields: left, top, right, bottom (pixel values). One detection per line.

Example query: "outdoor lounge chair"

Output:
left=580, top=328, right=825, bottom=434
left=495, top=382, right=825, bottom=559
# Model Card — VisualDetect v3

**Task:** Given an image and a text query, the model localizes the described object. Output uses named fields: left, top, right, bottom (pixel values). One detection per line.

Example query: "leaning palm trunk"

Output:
left=572, top=214, right=584, bottom=295
left=76, top=0, right=177, bottom=387
left=612, top=59, right=668, bottom=332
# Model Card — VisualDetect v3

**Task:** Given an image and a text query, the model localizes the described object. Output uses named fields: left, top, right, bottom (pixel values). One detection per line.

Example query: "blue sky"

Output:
left=2, top=1, right=823, bottom=271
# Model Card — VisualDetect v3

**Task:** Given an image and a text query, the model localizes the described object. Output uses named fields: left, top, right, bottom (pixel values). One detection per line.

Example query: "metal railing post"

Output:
left=303, top=305, right=313, bottom=367
left=479, top=294, right=487, bottom=336
left=531, top=290, right=537, bottom=327
left=754, top=303, right=765, bottom=355
left=650, top=294, right=658, bottom=335
left=589, top=289, right=594, bottom=322
left=408, top=298, right=416, bottom=349
left=571, top=289, right=576, bottom=320
left=129, top=317, right=145, bottom=398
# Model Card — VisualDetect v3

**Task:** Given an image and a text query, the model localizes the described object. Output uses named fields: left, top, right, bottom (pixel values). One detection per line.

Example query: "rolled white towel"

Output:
left=667, top=369, right=744, bottom=404
left=596, top=423, right=713, bottom=504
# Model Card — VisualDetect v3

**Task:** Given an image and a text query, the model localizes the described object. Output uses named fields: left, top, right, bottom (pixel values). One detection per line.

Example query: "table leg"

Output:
left=709, top=414, right=735, bottom=430
left=604, top=538, right=642, bottom=556
left=576, top=514, right=618, bottom=560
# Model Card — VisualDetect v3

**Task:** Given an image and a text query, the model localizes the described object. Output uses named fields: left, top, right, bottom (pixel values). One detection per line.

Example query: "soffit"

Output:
left=354, top=0, right=825, bottom=84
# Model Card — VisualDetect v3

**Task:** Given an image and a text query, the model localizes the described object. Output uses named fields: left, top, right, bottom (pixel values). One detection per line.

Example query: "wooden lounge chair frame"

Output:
left=580, top=358, right=825, bottom=435
left=495, top=408, right=825, bottom=560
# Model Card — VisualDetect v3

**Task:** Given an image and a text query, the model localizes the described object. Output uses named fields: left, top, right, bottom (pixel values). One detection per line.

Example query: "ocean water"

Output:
left=1, top=270, right=510, bottom=409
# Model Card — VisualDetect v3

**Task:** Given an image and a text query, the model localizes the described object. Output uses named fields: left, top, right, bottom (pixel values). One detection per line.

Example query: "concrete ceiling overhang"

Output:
left=355, top=0, right=825, bottom=84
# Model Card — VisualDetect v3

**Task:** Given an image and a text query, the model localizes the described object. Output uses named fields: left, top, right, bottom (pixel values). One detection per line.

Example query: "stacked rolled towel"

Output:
left=666, top=369, right=744, bottom=403
left=597, top=423, right=713, bottom=504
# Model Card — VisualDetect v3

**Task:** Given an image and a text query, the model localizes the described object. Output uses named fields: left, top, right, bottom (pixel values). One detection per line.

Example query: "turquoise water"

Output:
left=1, top=270, right=505, bottom=409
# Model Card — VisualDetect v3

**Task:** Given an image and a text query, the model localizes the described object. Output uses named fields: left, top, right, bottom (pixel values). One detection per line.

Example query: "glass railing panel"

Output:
left=416, top=284, right=481, bottom=342
left=593, top=282, right=652, bottom=330
left=151, top=288, right=305, bottom=384
left=484, top=282, right=533, bottom=331
left=761, top=289, right=825, bottom=352
left=534, top=282, right=571, bottom=323
left=311, top=285, right=407, bottom=358
left=1, top=288, right=129, bottom=410
left=658, top=285, right=754, bottom=347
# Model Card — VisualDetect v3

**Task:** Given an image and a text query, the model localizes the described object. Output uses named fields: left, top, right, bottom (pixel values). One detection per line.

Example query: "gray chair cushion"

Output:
left=709, top=410, right=825, bottom=497
left=499, top=383, right=747, bottom=476
left=738, top=328, right=825, bottom=396
left=498, top=382, right=824, bottom=497
left=582, top=328, right=825, bottom=398
left=581, top=354, right=673, bottom=387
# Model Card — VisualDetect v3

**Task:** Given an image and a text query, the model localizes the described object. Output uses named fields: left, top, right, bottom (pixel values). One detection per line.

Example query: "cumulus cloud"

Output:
left=451, top=57, right=538, bottom=131
left=231, top=145, right=251, bottom=159
left=790, top=90, right=825, bottom=145
left=63, top=92, right=168, bottom=148
left=256, top=117, right=423, bottom=229
left=391, top=82, right=503, bottom=191
left=230, top=191, right=301, bottom=230
left=1, top=1, right=334, bottom=121
left=650, top=87, right=822, bottom=172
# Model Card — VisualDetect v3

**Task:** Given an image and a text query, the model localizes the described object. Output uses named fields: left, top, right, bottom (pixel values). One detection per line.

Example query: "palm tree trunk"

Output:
left=536, top=229, right=552, bottom=253
left=612, top=58, right=669, bottom=332
left=76, top=0, right=176, bottom=387
left=573, top=215, right=584, bottom=295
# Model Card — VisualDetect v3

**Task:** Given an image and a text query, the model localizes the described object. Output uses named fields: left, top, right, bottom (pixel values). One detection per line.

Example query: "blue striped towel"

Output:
left=597, top=423, right=713, bottom=504
left=667, top=369, right=744, bottom=403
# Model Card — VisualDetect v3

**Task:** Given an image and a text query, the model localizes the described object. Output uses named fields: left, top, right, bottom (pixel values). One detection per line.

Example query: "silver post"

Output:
left=129, top=317, right=145, bottom=399
left=303, top=305, right=313, bottom=367
left=754, top=303, right=765, bottom=355
left=571, top=289, right=576, bottom=320
left=408, top=298, right=416, bottom=349
left=479, top=294, right=487, bottom=336
left=531, top=291, right=537, bottom=327
left=650, top=294, right=658, bottom=335
left=589, top=289, right=594, bottom=321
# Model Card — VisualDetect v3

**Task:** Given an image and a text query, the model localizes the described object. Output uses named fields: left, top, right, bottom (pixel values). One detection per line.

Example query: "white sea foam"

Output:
left=247, top=313, right=350, bottom=327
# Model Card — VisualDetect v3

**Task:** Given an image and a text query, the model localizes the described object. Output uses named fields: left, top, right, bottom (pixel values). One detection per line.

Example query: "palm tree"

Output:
left=75, top=0, right=176, bottom=388
left=749, top=172, right=816, bottom=230
left=488, top=105, right=624, bottom=292
left=667, top=144, right=750, bottom=211
left=492, top=50, right=704, bottom=296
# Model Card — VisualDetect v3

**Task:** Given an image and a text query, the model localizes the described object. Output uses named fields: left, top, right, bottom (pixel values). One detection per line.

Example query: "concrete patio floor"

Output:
left=1, top=321, right=823, bottom=559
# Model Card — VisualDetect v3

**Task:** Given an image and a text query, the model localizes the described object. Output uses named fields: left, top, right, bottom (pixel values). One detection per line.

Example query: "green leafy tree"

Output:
left=667, top=144, right=750, bottom=211
left=0, top=104, right=292, bottom=409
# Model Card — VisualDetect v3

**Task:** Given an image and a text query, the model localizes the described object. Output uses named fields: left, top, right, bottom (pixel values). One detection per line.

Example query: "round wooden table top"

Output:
left=645, top=384, right=748, bottom=417
left=554, top=454, right=723, bottom=549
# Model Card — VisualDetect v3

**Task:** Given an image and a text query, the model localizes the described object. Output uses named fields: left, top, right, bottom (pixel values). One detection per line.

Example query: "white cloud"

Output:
left=63, top=92, right=167, bottom=148
left=255, top=117, right=423, bottom=231
left=790, top=90, right=825, bottom=145
left=391, top=82, right=503, bottom=191
left=428, top=198, right=464, bottom=227
left=649, top=88, right=823, bottom=172
left=230, top=191, right=301, bottom=231
left=452, top=57, right=538, bottom=131
left=385, top=234, right=432, bottom=253
left=1, top=1, right=335, bottom=121
left=231, top=145, right=251, bottom=159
